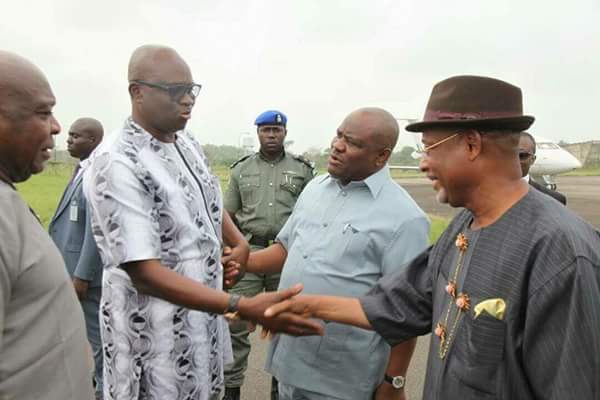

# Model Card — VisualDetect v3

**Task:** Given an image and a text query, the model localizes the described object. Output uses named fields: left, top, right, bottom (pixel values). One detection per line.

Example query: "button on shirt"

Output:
left=225, top=151, right=314, bottom=240
left=265, top=166, right=430, bottom=400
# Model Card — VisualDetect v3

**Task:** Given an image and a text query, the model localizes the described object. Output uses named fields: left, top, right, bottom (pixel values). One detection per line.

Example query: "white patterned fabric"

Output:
left=84, top=118, right=232, bottom=400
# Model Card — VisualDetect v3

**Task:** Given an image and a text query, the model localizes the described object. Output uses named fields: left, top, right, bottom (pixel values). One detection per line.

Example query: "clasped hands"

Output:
left=222, top=244, right=248, bottom=289
left=221, top=245, right=323, bottom=337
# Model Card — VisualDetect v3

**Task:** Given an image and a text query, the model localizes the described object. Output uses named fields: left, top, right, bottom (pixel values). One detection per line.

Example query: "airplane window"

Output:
left=537, top=142, right=560, bottom=150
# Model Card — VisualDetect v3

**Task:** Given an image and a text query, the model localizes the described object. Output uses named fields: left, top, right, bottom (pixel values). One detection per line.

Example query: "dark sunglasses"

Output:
left=131, top=80, right=202, bottom=102
left=518, top=151, right=535, bottom=160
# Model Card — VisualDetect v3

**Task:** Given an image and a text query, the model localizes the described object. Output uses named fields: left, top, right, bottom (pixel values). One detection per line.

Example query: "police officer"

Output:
left=223, top=110, right=314, bottom=400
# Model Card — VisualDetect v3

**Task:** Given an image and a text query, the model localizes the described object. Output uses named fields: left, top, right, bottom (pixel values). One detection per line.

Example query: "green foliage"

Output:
left=15, top=163, right=73, bottom=228
left=211, top=164, right=231, bottom=187
left=562, top=166, right=600, bottom=176
left=429, top=215, right=449, bottom=244
left=202, top=144, right=247, bottom=167
left=388, top=146, right=419, bottom=166
left=303, top=146, right=419, bottom=170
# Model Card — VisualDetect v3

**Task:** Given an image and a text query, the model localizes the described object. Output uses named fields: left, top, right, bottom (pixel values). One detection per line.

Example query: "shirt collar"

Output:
left=522, top=174, right=530, bottom=182
left=319, top=165, right=390, bottom=198
left=79, top=157, right=90, bottom=171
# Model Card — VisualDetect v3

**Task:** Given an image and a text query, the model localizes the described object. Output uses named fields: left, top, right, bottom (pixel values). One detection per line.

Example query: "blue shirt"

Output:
left=265, top=166, right=430, bottom=399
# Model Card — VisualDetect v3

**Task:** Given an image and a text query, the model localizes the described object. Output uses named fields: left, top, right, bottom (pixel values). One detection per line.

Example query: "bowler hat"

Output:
left=406, top=75, right=534, bottom=132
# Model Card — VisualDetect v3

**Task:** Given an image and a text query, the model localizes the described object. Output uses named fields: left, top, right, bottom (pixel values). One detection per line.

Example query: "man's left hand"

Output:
left=374, top=382, right=406, bottom=400
left=72, top=277, right=90, bottom=300
left=222, top=244, right=249, bottom=288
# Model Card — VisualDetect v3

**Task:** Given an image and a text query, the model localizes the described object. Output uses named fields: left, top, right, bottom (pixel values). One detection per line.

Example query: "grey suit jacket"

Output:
left=49, top=173, right=103, bottom=288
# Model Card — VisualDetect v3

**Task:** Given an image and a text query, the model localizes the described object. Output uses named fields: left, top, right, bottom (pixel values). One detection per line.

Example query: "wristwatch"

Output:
left=224, top=294, right=242, bottom=314
left=384, top=374, right=406, bottom=390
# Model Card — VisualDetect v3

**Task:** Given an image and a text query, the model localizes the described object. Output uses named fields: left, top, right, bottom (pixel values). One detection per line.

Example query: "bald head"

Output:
left=127, top=45, right=196, bottom=140
left=329, top=107, right=399, bottom=184
left=0, top=51, right=59, bottom=183
left=128, top=45, right=191, bottom=82
left=71, top=118, right=103, bottom=138
left=67, top=117, right=103, bottom=160
left=347, top=107, right=399, bottom=151
left=0, top=51, right=54, bottom=120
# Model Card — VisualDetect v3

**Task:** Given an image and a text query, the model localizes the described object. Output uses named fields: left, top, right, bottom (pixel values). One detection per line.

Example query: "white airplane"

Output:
left=389, top=133, right=582, bottom=190
left=528, top=136, right=582, bottom=190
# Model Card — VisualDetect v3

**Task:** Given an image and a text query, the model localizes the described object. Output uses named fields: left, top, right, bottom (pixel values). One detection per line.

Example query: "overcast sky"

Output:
left=3, top=0, right=599, bottom=152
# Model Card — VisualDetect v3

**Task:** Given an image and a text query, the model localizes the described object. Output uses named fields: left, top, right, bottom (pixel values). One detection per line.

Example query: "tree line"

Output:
left=52, top=144, right=419, bottom=169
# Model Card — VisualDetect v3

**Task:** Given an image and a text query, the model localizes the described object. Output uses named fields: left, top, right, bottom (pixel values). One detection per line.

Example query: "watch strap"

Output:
left=225, top=294, right=242, bottom=314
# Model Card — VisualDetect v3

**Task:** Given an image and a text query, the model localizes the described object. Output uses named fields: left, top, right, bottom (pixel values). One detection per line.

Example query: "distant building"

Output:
left=239, top=132, right=256, bottom=155
left=563, top=140, right=600, bottom=167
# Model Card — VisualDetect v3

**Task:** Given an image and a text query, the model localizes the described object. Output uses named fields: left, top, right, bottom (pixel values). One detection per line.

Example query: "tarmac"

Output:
left=237, top=175, right=600, bottom=400
left=394, top=175, right=600, bottom=228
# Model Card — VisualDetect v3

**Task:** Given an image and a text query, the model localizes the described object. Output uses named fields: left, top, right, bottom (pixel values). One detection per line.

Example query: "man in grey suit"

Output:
left=50, top=117, right=104, bottom=399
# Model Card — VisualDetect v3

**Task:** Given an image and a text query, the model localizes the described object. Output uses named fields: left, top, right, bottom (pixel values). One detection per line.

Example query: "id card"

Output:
left=69, top=200, right=78, bottom=222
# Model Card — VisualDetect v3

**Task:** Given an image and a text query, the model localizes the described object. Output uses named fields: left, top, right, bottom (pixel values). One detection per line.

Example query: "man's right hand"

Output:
left=263, top=294, right=318, bottom=319
left=263, top=294, right=373, bottom=331
left=238, top=284, right=324, bottom=336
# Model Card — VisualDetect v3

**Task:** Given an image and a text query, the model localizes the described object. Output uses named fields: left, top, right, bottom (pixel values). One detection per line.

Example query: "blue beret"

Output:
left=255, top=110, right=287, bottom=126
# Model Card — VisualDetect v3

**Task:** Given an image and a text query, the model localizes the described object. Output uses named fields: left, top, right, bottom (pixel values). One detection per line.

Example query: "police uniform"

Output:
left=223, top=110, right=314, bottom=396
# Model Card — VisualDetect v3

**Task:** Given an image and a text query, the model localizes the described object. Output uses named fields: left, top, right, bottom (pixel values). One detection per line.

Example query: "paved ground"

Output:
left=238, top=175, right=599, bottom=400
left=394, top=175, right=600, bottom=228
left=553, top=176, right=600, bottom=228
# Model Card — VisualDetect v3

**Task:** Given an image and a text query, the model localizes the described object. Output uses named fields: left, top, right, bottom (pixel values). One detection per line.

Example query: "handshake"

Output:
left=220, top=244, right=325, bottom=338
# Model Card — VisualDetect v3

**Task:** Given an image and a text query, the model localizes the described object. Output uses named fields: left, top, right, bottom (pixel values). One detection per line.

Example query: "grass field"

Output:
left=15, top=163, right=72, bottom=227
left=428, top=215, right=448, bottom=244
left=16, top=163, right=449, bottom=243
left=563, top=166, right=600, bottom=176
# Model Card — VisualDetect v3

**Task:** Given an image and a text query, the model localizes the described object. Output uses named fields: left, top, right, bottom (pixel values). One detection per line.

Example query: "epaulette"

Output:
left=229, top=153, right=254, bottom=169
left=292, top=154, right=316, bottom=170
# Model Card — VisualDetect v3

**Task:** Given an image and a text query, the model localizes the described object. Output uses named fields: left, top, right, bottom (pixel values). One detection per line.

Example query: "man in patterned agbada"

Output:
left=84, top=45, right=322, bottom=400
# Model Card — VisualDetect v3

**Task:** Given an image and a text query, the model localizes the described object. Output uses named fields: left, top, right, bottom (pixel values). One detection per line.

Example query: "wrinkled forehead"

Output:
left=2, top=75, right=55, bottom=113
left=339, top=113, right=377, bottom=139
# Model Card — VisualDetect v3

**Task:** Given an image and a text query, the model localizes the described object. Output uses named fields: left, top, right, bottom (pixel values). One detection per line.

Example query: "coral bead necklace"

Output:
left=435, top=233, right=470, bottom=359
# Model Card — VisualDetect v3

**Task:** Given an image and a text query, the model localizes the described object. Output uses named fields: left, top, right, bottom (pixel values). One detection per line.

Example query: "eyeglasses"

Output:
left=414, top=132, right=460, bottom=157
left=518, top=151, right=535, bottom=160
left=130, top=80, right=202, bottom=102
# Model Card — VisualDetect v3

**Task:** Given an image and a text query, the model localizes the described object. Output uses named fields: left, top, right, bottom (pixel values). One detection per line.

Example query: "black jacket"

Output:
left=529, top=179, right=567, bottom=205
